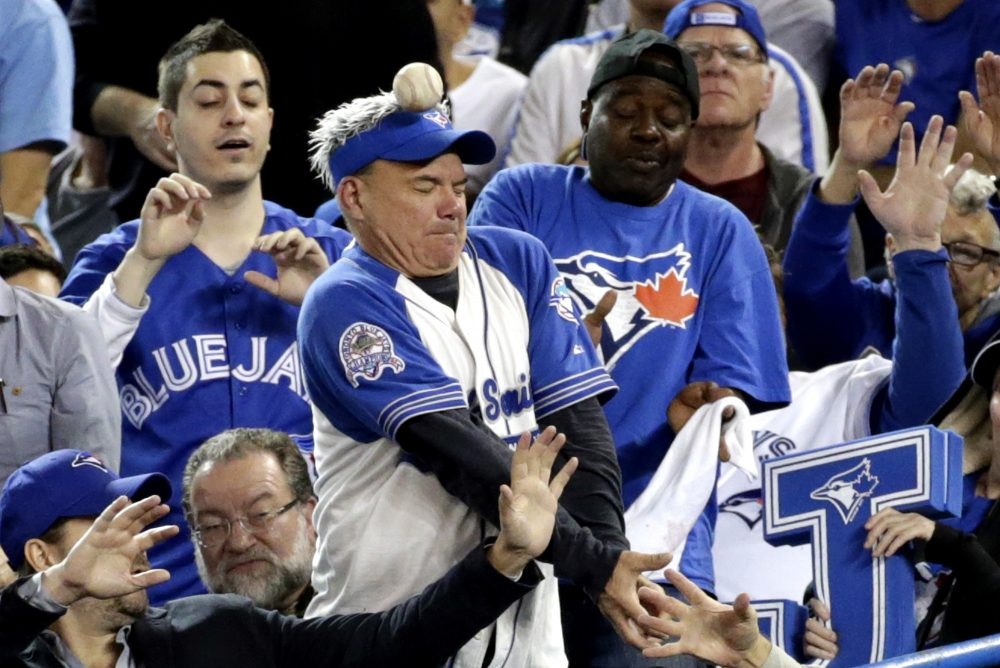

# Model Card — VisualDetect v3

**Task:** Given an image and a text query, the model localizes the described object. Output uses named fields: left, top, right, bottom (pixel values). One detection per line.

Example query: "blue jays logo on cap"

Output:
left=0, top=449, right=172, bottom=571
left=72, top=451, right=109, bottom=471
left=328, top=108, right=495, bottom=185
left=423, top=110, right=450, bottom=128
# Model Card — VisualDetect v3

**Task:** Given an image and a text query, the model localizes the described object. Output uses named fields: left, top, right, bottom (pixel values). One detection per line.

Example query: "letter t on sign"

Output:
left=762, top=426, right=963, bottom=667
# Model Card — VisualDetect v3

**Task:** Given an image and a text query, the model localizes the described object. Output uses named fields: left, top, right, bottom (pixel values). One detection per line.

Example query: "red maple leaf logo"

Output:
left=633, top=268, right=699, bottom=326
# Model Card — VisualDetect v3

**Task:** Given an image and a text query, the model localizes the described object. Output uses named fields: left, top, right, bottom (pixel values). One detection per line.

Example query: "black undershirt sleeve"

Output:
left=396, top=402, right=626, bottom=597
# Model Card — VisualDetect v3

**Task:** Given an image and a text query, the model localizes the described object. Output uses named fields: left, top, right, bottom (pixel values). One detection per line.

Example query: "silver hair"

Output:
left=947, top=166, right=997, bottom=216
left=308, top=92, right=452, bottom=192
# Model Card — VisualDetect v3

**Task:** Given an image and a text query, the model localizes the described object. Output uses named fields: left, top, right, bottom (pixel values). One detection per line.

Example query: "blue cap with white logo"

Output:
left=329, top=108, right=496, bottom=185
left=0, top=450, right=172, bottom=570
left=664, top=0, right=769, bottom=58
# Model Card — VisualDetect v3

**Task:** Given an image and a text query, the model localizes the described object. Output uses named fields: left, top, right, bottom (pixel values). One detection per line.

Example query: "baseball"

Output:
left=393, top=62, right=444, bottom=111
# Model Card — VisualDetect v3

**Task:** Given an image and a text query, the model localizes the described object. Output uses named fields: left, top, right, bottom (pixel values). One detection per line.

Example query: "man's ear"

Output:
left=580, top=99, right=594, bottom=133
left=156, top=108, right=176, bottom=151
left=23, top=538, right=62, bottom=573
left=760, top=65, right=775, bottom=112
left=336, top=176, right=365, bottom=220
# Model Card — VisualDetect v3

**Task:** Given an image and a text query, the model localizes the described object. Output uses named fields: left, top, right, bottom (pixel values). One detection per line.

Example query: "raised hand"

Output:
left=0, top=545, right=15, bottom=588
left=583, top=289, right=618, bottom=348
left=136, top=173, right=212, bottom=262
left=803, top=597, right=839, bottom=661
left=859, top=116, right=973, bottom=251
left=42, top=496, right=178, bottom=606
left=637, top=569, right=768, bottom=667
left=488, top=427, right=578, bottom=577
left=959, top=51, right=1000, bottom=175
left=245, top=228, right=331, bottom=305
left=863, top=507, right=936, bottom=558
left=837, top=64, right=915, bottom=168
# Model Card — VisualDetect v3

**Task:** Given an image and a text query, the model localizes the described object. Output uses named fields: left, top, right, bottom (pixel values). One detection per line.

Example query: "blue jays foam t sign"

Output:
left=762, top=426, right=963, bottom=666
left=754, top=600, right=807, bottom=658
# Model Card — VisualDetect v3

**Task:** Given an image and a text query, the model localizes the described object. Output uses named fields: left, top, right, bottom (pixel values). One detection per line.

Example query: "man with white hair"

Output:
left=299, top=85, right=668, bottom=666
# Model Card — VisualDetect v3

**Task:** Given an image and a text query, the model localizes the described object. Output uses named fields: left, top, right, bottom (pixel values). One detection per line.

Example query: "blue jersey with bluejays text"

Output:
left=299, top=226, right=616, bottom=666
left=60, top=201, right=352, bottom=604
left=469, top=164, right=791, bottom=592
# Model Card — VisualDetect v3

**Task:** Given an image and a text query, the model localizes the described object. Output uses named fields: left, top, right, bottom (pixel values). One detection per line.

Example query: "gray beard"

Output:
left=194, top=521, right=313, bottom=612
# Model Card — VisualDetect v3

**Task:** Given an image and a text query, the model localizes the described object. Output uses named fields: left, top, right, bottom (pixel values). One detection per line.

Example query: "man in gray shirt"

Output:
left=0, top=274, right=119, bottom=482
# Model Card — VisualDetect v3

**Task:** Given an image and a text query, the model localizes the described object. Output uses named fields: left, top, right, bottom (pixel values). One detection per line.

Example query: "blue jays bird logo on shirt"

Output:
left=339, top=322, right=406, bottom=388
left=554, top=243, right=699, bottom=369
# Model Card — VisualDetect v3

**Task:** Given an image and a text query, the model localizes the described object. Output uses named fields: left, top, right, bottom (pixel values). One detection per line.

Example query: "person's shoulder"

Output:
left=4, top=0, right=65, bottom=30
left=496, top=162, right=583, bottom=190
left=10, top=283, right=89, bottom=322
left=672, top=180, right=759, bottom=227
left=263, top=200, right=353, bottom=248
left=530, top=24, right=622, bottom=73
left=465, top=56, right=527, bottom=89
left=467, top=224, right=551, bottom=259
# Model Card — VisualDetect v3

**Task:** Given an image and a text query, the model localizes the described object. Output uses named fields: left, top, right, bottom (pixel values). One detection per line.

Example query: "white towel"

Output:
left=624, top=396, right=756, bottom=574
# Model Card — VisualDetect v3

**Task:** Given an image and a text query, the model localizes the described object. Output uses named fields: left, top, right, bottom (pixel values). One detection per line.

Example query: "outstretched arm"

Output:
left=636, top=569, right=792, bottom=667
left=867, top=116, right=969, bottom=433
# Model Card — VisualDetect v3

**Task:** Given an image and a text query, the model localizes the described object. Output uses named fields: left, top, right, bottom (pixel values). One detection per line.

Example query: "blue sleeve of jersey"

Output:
left=693, top=216, right=790, bottom=408
left=59, top=231, right=130, bottom=306
left=783, top=184, right=894, bottom=368
left=299, top=277, right=467, bottom=442
left=872, top=249, right=965, bottom=433
left=466, top=168, right=531, bottom=232
left=510, top=234, right=618, bottom=416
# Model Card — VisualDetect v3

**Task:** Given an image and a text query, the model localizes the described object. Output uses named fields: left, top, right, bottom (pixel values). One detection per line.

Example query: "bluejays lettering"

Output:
left=554, top=244, right=700, bottom=370
left=119, top=335, right=308, bottom=429
left=482, top=373, right=534, bottom=421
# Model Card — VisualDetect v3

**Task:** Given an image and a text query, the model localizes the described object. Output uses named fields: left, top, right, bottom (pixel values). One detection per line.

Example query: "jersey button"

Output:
left=239, top=386, right=248, bottom=396
left=230, top=285, right=242, bottom=294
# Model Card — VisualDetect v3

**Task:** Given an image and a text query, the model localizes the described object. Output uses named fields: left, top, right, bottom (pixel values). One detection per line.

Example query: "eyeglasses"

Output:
left=678, top=41, right=765, bottom=66
left=943, top=241, right=1000, bottom=268
left=193, top=498, right=299, bottom=548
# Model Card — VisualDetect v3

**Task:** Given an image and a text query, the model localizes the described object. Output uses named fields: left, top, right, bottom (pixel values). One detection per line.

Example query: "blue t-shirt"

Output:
left=470, top=164, right=790, bottom=590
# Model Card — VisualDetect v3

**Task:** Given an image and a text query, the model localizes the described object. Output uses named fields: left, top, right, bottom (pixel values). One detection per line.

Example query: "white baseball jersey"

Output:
left=299, top=226, right=617, bottom=668
left=713, top=355, right=892, bottom=603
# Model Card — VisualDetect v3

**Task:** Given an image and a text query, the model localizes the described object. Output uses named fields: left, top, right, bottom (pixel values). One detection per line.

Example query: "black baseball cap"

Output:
left=587, top=29, right=700, bottom=120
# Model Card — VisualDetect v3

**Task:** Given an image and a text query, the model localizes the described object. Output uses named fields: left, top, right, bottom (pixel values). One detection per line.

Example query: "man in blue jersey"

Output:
left=300, top=76, right=671, bottom=666
left=469, top=28, right=790, bottom=667
left=58, top=20, right=353, bottom=604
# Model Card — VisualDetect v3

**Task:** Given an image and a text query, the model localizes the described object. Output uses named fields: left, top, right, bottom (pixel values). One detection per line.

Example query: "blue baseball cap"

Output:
left=328, top=108, right=496, bottom=185
left=664, top=0, right=769, bottom=58
left=0, top=450, right=172, bottom=570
